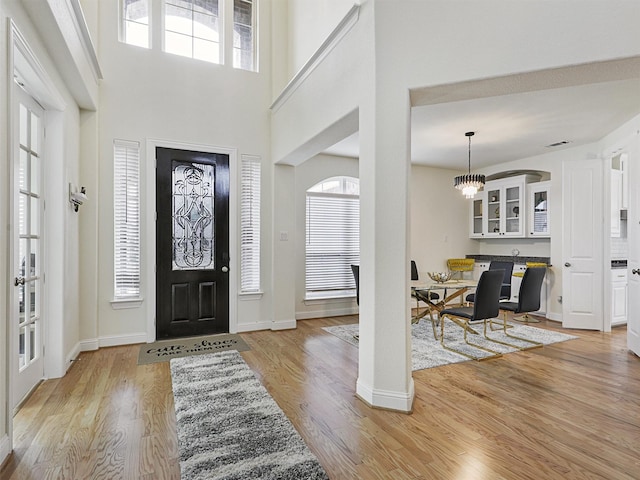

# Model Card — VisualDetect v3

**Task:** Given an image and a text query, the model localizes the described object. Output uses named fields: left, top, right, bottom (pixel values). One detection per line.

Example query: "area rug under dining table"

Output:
left=170, top=350, right=329, bottom=480
left=322, top=319, right=578, bottom=369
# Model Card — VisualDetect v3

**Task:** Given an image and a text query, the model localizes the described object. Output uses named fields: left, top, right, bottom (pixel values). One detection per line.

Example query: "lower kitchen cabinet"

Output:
left=611, top=269, right=628, bottom=326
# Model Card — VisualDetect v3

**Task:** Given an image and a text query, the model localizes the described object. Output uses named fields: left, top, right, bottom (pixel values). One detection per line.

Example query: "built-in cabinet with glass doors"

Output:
left=469, top=175, right=549, bottom=238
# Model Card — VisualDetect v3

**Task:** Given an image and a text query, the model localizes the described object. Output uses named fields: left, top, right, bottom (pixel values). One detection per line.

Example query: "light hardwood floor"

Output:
left=1, top=315, right=638, bottom=479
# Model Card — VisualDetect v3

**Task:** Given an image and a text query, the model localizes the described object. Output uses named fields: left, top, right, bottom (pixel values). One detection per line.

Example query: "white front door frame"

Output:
left=145, top=139, right=238, bottom=343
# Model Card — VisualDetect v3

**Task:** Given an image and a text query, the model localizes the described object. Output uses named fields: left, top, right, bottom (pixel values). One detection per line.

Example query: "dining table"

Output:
left=411, top=278, right=479, bottom=337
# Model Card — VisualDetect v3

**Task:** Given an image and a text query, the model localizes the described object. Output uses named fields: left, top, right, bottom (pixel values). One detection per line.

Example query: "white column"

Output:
left=272, top=164, right=297, bottom=330
left=356, top=87, right=413, bottom=412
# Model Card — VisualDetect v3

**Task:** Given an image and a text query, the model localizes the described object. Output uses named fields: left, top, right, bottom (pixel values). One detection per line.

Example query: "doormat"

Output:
left=138, top=333, right=250, bottom=365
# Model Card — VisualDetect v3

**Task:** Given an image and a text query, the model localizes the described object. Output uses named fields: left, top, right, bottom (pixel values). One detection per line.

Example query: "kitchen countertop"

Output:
left=465, top=254, right=551, bottom=266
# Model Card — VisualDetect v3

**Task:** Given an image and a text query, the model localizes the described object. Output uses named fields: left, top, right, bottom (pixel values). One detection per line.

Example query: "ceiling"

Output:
left=323, top=77, right=640, bottom=170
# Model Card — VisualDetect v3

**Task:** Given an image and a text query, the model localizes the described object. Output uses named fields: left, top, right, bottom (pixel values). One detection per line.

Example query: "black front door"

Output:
left=156, top=147, right=230, bottom=339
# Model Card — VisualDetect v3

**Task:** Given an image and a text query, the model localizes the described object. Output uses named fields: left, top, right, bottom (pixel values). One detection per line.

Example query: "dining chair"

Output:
left=439, top=269, right=505, bottom=360
left=411, top=260, right=441, bottom=339
left=465, top=260, right=514, bottom=303
left=498, top=266, right=546, bottom=324
left=351, top=265, right=360, bottom=305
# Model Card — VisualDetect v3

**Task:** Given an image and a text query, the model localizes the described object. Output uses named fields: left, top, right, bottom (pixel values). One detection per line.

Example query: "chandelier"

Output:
left=454, top=131, right=485, bottom=198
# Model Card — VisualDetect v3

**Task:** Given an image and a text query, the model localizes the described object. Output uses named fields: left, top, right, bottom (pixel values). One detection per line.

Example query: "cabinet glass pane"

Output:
left=533, top=190, right=549, bottom=234
left=487, top=189, right=500, bottom=233
left=472, top=198, right=483, bottom=234
left=505, top=186, right=521, bottom=233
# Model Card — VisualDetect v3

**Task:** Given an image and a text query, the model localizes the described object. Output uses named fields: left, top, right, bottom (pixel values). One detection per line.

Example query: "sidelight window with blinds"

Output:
left=240, top=155, right=261, bottom=293
left=305, top=177, right=359, bottom=299
left=114, top=140, right=141, bottom=300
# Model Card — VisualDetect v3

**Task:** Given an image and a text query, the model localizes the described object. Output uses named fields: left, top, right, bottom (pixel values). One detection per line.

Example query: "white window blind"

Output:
left=240, top=155, right=261, bottom=292
left=114, top=140, right=141, bottom=299
left=305, top=179, right=359, bottom=297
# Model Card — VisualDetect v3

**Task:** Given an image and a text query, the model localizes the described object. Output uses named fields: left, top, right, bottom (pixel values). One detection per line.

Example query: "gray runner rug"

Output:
left=138, top=333, right=250, bottom=365
left=323, top=320, right=578, bottom=370
left=170, top=350, right=329, bottom=480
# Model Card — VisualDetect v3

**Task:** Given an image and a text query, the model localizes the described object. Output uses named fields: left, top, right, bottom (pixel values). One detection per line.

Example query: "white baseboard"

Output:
left=0, top=434, right=11, bottom=468
left=65, top=342, right=82, bottom=372
left=546, top=312, right=562, bottom=322
left=295, top=306, right=358, bottom=320
left=236, top=322, right=272, bottom=333
left=79, top=338, right=99, bottom=352
left=271, top=319, right=297, bottom=330
left=98, top=332, right=147, bottom=348
left=356, top=378, right=414, bottom=413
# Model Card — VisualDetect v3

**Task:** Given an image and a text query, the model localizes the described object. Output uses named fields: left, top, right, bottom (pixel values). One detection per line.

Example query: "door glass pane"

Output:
left=30, top=111, right=40, bottom=154
left=31, top=154, right=40, bottom=195
left=472, top=198, right=483, bottom=234
left=19, top=149, right=27, bottom=190
left=19, top=238, right=27, bottom=277
left=19, top=104, right=27, bottom=146
left=30, top=239, right=38, bottom=277
left=30, top=196, right=39, bottom=235
left=29, top=323, right=37, bottom=361
left=19, top=327, right=26, bottom=369
left=18, top=282, right=25, bottom=323
left=29, top=281, right=37, bottom=319
left=172, top=162, right=215, bottom=270
left=19, top=193, right=27, bottom=235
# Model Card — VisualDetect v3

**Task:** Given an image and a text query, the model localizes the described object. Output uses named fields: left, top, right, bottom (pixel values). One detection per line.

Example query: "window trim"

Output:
left=240, top=154, right=261, bottom=294
left=113, top=139, right=142, bottom=303
left=304, top=176, right=359, bottom=300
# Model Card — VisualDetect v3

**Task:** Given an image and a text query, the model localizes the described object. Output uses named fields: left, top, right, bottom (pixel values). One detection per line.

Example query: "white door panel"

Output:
left=626, top=134, right=640, bottom=357
left=12, top=88, right=45, bottom=408
left=562, top=159, right=604, bottom=330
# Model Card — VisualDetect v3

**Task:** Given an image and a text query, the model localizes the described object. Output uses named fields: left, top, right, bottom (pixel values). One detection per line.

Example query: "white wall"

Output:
left=1, top=0, right=87, bottom=462
left=287, top=0, right=355, bottom=75
left=92, top=0, right=275, bottom=341
left=410, top=165, right=476, bottom=274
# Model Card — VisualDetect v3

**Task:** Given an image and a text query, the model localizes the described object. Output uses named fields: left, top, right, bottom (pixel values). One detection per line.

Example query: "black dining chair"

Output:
left=465, top=260, right=514, bottom=303
left=439, top=269, right=505, bottom=360
left=351, top=265, right=360, bottom=305
left=498, top=266, right=547, bottom=324
left=411, top=260, right=442, bottom=338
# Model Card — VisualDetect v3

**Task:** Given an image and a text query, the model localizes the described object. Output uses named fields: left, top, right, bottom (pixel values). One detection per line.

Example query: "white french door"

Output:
left=12, top=87, right=45, bottom=408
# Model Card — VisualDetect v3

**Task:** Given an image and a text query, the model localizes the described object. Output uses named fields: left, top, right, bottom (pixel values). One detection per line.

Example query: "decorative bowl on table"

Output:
left=428, top=271, right=452, bottom=283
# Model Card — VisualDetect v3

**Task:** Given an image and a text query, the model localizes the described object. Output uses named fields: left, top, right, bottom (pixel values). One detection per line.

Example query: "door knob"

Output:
left=564, top=262, right=571, bottom=267
left=632, top=268, right=640, bottom=275
left=14, top=277, right=25, bottom=286
left=221, top=266, right=229, bottom=273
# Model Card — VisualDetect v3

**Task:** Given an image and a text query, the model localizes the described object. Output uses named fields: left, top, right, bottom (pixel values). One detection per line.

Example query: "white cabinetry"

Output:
left=485, top=177, right=526, bottom=237
left=528, top=181, right=550, bottom=237
left=611, top=169, right=622, bottom=237
left=469, top=175, right=540, bottom=238
left=611, top=269, right=628, bottom=326
left=469, top=193, right=485, bottom=238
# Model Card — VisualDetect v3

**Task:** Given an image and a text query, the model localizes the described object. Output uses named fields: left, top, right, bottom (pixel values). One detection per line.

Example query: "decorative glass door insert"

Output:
left=172, top=162, right=215, bottom=270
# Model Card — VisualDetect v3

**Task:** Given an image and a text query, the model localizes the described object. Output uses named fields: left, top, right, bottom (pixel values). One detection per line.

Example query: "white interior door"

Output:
left=626, top=134, right=640, bottom=357
left=12, top=88, right=45, bottom=408
left=562, top=158, right=604, bottom=330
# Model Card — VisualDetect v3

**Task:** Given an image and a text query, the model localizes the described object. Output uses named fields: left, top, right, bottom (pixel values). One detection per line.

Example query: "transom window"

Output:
left=122, top=0, right=150, bottom=48
left=120, top=0, right=257, bottom=71
left=305, top=177, right=360, bottom=300
left=164, top=0, right=221, bottom=64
